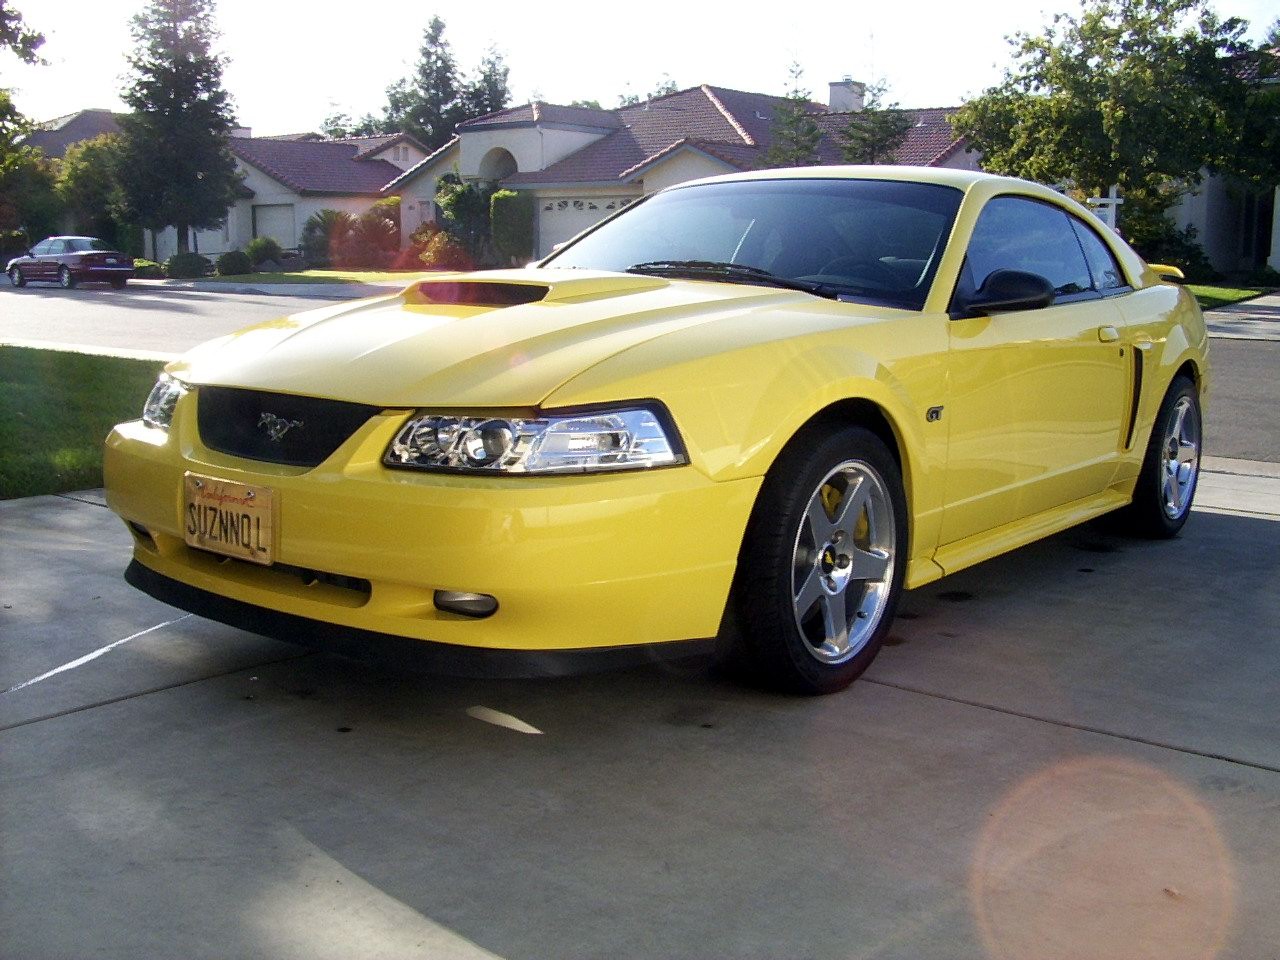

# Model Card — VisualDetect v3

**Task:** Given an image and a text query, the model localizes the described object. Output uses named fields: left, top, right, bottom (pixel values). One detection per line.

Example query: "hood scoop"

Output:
left=412, top=280, right=550, bottom=307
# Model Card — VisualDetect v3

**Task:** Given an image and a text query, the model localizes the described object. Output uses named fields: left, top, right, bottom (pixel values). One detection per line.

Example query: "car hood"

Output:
left=169, top=269, right=836, bottom=408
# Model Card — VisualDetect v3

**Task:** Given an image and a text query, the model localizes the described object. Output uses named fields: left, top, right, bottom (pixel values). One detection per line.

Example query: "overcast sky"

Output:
left=5, top=0, right=1277, bottom=135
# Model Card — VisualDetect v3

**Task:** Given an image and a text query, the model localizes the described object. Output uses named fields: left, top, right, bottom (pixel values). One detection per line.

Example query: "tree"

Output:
left=116, top=0, right=242, bottom=254
left=759, top=63, right=821, bottom=168
left=0, top=2, right=48, bottom=245
left=952, top=0, right=1263, bottom=211
left=55, top=134, right=127, bottom=239
left=0, top=0, right=44, bottom=65
left=384, top=15, right=459, bottom=149
left=569, top=99, right=603, bottom=110
left=459, top=46, right=510, bottom=119
left=837, top=80, right=913, bottom=165
left=618, top=74, right=678, bottom=107
left=1265, top=17, right=1279, bottom=46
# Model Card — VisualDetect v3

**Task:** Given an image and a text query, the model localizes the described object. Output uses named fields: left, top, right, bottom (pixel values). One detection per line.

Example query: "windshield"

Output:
left=542, top=178, right=963, bottom=310
left=66, top=238, right=111, bottom=252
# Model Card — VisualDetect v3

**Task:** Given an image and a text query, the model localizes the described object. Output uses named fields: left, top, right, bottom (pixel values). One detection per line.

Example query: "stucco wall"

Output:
left=458, top=126, right=606, bottom=180
left=392, top=148, right=461, bottom=249
left=638, top=150, right=735, bottom=194
left=1171, top=175, right=1242, bottom=274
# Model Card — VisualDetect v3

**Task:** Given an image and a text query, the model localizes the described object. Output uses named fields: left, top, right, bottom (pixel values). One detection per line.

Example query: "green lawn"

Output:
left=0, top=347, right=163, bottom=499
left=1188, top=285, right=1265, bottom=310
left=204, top=269, right=432, bottom=285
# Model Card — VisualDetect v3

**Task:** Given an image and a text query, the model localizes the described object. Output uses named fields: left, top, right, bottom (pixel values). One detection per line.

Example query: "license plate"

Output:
left=183, top=473, right=274, bottom=565
left=105, top=258, right=117, bottom=264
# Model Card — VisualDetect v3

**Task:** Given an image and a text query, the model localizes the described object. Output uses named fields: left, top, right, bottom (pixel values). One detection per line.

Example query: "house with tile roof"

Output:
left=22, top=109, right=124, bottom=159
left=385, top=81, right=978, bottom=257
left=146, top=131, right=431, bottom=261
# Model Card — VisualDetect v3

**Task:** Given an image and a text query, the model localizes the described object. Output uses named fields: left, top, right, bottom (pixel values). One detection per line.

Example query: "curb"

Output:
left=128, top=278, right=409, bottom=300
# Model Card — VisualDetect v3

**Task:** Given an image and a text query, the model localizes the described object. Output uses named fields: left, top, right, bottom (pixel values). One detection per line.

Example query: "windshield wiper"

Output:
left=625, top=260, right=839, bottom=300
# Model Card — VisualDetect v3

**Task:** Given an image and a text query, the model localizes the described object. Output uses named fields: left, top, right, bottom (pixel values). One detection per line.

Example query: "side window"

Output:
left=1069, top=216, right=1127, bottom=291
left=47, top=240, right=66, bottom=255
left=31, top=240, right=52, bottom=256
left=965, top=196, right=1092, bottom=297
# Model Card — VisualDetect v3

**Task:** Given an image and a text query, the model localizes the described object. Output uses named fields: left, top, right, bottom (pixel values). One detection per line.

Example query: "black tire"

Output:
left=1123, top=375, right=1201, bottom=538
left=8, top=267, right=23, bottom=288
left=728, top=424, right=907, bottom=694
left=59, top=266, right=77, bottom=289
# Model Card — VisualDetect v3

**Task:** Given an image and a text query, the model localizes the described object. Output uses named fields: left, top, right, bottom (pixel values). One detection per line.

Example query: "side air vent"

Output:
left=415, top=281, right=549, bottom=307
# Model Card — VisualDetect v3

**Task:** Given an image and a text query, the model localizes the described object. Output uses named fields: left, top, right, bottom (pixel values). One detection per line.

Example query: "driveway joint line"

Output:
left=861, top=676, right=1280, bottom=775
left=0, top=651, right=314, bottom=733
left=55, top=493, right=109, bottom=508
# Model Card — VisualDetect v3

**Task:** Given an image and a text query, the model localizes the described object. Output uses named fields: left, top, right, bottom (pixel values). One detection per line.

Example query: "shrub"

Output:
left=300, top=209, right=356, bottom=268
left=419, top=231, right=473, bottom=271
left=371, top=194, right=401, bottom=231
left=344, top=211, right=399, bottom=268
left=245, top=235, right=283, bottom=266
left=215, top=250, right=253, bottom=276
left=164, top=252, right=211, bottom=279
left=132, top=258, right=165, bottom=279
left=436, top=179, right=493, bottom=262
left=490, top=190, right=535, bottom=265
left=1124, top=210, right=1217, bottom=283
left=1243, top=264, right=1280, bottom=288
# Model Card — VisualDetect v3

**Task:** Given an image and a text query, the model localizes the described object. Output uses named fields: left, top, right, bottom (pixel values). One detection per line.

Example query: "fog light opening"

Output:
left=126, top=521, right=157, bottom=551
left=434, top=590, right=499, bottom=618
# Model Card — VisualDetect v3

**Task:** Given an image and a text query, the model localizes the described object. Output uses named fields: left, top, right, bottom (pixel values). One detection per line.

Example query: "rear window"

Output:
left=65, top=238, right=111, bottom=252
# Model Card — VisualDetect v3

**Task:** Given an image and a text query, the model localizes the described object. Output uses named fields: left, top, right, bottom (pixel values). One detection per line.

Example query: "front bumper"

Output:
left=104, top=401, right=761, bottom=653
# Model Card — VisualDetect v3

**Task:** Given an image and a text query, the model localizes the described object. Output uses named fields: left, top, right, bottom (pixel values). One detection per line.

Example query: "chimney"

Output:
left=828, top=78, right=866, bottom=113
left=230, top=126, right=252, bottom=138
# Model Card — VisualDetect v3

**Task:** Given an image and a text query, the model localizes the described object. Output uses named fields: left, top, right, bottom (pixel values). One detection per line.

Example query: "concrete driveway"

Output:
left=2, top=468, right=1277, bottom=960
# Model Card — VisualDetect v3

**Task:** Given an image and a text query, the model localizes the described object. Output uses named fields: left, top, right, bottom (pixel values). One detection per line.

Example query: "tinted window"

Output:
left=1069, top=217, right=1127, bottom=291
left=544, top=178, right=964, bottom=310
left=46, top=240, right=66, bottom=255
left=31, top=240, right=52, bottom=256
left=965, top=196, right=1092, bottom=297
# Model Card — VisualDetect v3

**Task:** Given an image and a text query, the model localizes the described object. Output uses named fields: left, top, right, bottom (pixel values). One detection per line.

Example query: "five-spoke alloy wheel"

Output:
left=1125, top=375, right=1201, bottom=538
left=731, top=424, right=906, bottom=694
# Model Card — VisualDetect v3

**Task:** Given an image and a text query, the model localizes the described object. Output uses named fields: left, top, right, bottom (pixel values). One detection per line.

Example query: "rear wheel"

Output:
left=730, top=424, right=907, bottom=694
left=58, top=266, right=76, bottom=289
left=1124, top=376, right=1201, bottom=538
left=8, top=266, right=23, bottom=288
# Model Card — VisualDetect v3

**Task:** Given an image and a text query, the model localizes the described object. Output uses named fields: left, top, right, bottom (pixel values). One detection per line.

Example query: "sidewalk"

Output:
left=1202, top=292, right=1280, bottom=341
left=129, top=277, right=410, bottom=300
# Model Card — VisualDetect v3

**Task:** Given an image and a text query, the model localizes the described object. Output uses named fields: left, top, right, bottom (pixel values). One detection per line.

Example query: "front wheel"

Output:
left=1124, top=376, right=1201, bottom=538
left=58, top=266, right=77, bottom=289
left=730, top=424, right=907, bottom=694
left=8, top=267, right=23, bottom=288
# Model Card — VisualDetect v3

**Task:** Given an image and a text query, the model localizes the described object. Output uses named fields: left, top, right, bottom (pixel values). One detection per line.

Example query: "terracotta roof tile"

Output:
left=229, top=137, right=405, bottom=195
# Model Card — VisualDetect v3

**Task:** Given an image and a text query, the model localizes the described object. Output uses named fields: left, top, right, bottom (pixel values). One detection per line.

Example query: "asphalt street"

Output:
left=2, top=285, right=1278, bottom=958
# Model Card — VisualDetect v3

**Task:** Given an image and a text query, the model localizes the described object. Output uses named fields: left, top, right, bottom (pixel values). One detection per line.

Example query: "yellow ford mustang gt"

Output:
left=104, top=167, right=1208, bottom=693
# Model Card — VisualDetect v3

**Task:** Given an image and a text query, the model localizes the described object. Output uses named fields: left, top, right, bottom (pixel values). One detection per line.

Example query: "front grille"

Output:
left=197, top=386, right=381, bottom=467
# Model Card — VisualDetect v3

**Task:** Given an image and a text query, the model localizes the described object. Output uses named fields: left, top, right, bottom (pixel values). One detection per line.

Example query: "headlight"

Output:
left=142, top=374, right=188, bottom=430
left=384, top=403, right=687, bottom=474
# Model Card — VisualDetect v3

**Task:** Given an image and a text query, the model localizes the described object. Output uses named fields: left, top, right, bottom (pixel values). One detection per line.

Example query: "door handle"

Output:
left=1097, top=325, right=1120, bottom=343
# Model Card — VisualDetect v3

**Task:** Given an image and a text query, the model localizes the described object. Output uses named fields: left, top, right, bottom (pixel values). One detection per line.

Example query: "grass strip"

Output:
left=1189, top=285, right=1264, bottom=310
left=0, top=346, right=163, bottom=499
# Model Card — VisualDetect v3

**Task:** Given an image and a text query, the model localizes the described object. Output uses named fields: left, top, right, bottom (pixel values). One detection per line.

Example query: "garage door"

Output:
left=252, top=204, right=296, bottom=248
left=537, top=197, right=636, bottom=257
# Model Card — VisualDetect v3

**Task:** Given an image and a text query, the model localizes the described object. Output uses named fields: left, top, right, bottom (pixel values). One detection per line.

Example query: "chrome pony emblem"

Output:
left=258, top=412, right=303, bottom=442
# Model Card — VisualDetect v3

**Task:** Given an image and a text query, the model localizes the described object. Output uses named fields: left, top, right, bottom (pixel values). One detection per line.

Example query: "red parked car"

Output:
left=7, top=236, right=135, bottom=289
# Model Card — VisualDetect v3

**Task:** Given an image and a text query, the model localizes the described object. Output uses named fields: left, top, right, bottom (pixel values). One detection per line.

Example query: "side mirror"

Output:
left=958, top=269, right=1055, bottom=317
left=1149, top=263, right=1186, bottom=284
